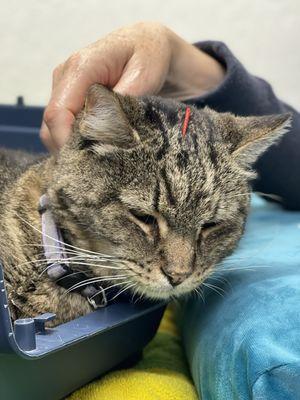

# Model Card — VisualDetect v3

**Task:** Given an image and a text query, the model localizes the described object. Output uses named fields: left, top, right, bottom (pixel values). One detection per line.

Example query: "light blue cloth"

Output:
left=182, top=195, right=300, bottom=399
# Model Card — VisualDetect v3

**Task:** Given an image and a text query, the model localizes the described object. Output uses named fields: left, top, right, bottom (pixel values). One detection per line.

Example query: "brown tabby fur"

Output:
left=0, top=85, right=291, bottom=325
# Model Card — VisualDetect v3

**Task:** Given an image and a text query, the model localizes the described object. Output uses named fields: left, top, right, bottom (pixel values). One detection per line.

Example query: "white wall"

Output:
left=1, top=0, right=299, bottom=109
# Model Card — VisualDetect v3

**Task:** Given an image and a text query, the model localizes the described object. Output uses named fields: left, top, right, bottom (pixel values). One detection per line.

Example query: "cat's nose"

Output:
left=161, top=267, right=190, bottom=286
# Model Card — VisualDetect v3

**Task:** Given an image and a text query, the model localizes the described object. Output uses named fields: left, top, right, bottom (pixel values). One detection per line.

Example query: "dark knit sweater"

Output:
left=191, top=41, right=300, bottom=210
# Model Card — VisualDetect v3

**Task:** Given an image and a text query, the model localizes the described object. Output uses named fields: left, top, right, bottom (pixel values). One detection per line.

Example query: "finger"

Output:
left=113, top=54, right=166, bottom=96
left=44, top=74, right=93, bottom=147
left=40, top=121, right=59, bottom=152
left=44, top=53, right=102, bottom=147
left=44, top=40, right=131, bottom=147
left=43, top=106, right=76, bottom=148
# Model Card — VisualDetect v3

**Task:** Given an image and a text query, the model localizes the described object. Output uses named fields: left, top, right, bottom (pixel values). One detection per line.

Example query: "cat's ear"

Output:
left=224, top=112, right=292, bottom=166
left=75, top=84, right=140, bottom=149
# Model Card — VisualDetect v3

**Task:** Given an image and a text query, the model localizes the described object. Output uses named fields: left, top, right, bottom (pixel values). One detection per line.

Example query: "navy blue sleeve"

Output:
left=190, top=41, right=300, bottom=210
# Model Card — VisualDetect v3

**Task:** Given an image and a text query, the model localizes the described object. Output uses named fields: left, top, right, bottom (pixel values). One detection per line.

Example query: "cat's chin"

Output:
left=132, top=283, right=193, bottom=301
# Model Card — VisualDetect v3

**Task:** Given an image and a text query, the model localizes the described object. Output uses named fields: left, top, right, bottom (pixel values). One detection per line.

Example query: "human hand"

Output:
left=41, top=22, right=224, bottom=151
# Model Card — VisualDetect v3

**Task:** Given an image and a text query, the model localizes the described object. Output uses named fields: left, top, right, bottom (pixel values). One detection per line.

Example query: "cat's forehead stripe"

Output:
left=156, top=127, right=170, bottom=161
left=191, top=132, right=199, bottom=152
left=160, top=166, right=176, bottom=207
left=144, top=100, right=177, bottom=130
left=176, top=150, right=189, bottom=170
left=201, top=112, right=219, bottom=168
left=152, top=180, right=161, bottom=212
left=144, top=102, right=168, bottom=136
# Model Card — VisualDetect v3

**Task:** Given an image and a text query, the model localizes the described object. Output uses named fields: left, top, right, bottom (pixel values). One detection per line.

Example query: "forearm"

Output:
left=159, top=31, right=225, bottom=100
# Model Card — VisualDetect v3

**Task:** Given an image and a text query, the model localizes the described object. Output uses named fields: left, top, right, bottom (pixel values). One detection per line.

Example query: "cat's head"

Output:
left=48, top=84, right=291, bottom=300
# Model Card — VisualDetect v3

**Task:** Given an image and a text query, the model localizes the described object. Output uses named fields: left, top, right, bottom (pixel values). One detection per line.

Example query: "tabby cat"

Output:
left=0, top=85, right=290, bottom=325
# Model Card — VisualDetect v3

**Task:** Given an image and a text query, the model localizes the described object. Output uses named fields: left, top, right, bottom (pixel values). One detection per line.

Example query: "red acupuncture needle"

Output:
left=182, top=107, right=191, bottom=137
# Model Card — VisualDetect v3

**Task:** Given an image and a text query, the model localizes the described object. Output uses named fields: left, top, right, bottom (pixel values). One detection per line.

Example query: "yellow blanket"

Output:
left=68, top=306, right=198, bottom=400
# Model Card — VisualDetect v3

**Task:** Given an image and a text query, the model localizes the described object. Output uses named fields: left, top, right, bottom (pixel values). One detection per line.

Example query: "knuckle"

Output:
left=66, top=52, right=82, bottom=67
left=43, top=106, right=59, bottom=126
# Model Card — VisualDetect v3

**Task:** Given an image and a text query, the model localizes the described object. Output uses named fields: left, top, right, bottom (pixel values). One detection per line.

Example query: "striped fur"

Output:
left=0, top=84, right=291, bottom=324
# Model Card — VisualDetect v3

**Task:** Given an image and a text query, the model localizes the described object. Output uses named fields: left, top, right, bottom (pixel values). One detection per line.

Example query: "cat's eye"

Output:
left=129, top=209, right=157, bottom=225
left=199, top=221, right=220, bottom=240
left=202, top=221, right=218, bottom=230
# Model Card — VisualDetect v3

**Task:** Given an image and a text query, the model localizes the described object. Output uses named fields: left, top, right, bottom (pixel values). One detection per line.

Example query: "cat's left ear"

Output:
left=227, top=112, right=292, bottom=167
left=75, top=84, right=140, bottom=149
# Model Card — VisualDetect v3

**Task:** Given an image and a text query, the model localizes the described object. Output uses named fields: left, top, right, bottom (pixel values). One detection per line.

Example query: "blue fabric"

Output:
left=182, top=195, right=300, bottom=399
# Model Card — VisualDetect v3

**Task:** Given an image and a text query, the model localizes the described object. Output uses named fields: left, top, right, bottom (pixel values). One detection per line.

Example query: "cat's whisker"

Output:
left=37, top=258, right=128, bottom=278
left=15, top=209, right=146, bottom=305
left=26, top=253, right=110, bottom=268
left=56, top=271, right=132, bottom=284
left=65, top=276, right=133, bottom=294
left=131, top=286, right=140, bottom=303
left=194, top=286, right=205, bottom=303
left=207, top=274, right=230, bottom=286
left=105, top=278, right=134, bottom=288
left=202, top=282, right=226, bottom=297
left=135, top=287, right=147, bottom=303
left=15, top=213, right=119, bottom=259
left=23, top=243, right=122, bottom=261
left=90, top=281, right=136, bottom=303
left=216, top=264, right=274, bottom=272
left=54, top=270, right=91, bottom=281
left=218, top=266, right=255, bottom=272
left=221, top=256, right=253, bottom=262
left=61, top=261, right=129, bottom=270
left=24, top=243, right=122, bottom=262
left=218, top=258, right=262, bottom=266
left=193, top=287, right=200, bottom=295
left=38, top=262, right=59, bottom=277
left=226, top=191, right=282, bottom=202
left=170, top=294, right=181, bottom=306
left=110, top=282, right=137, bottom=302
left=23, top=243, right=85, bottom=255
left=102, top=280, right=133, bottom=294
left=13, top=255, right=86, bottom=271
left=254, top=191, right=282, bottom=202
left=38, top=258, right=100, bottom=278
left=131, top=285, right=147, bottom=304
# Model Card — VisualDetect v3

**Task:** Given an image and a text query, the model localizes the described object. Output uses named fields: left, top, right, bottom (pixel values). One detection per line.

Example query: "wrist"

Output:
left=162, top=31, right=225, bottom=100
